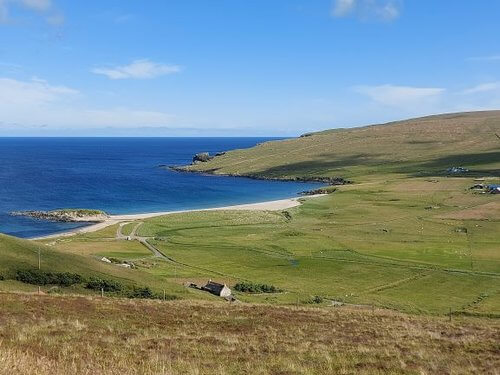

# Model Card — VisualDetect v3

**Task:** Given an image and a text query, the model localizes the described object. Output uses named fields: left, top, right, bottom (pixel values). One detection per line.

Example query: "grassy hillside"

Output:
left=0, top=233, right=187, bottom=297
left=1, top=292, right=498, bottom=375
left=184, top=111, right=500, bottom=180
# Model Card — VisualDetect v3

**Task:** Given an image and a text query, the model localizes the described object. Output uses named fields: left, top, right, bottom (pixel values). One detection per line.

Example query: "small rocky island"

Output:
left=10, top=209, right=109, bottom=223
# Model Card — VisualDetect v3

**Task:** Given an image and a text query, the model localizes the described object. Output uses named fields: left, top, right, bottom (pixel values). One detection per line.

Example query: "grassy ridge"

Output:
left=0, top=292, right=498, bottom=375
left=184, top=111, right=500, bottom=180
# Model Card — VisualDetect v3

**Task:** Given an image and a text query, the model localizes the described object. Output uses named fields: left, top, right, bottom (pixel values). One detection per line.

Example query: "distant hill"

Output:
left=185, top=111, right=500, bottom=180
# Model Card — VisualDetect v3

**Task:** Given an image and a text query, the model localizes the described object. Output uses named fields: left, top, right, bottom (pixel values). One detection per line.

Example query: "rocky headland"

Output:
left=10, top=209, right=109, bottom=223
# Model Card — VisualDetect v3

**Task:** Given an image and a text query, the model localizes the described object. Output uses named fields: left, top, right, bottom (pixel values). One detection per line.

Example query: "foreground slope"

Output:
left=0, top=292, right=498, bottom=375
left=185, top=111, right=500, bottom=180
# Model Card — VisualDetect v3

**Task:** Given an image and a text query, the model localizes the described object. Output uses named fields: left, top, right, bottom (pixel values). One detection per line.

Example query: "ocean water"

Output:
left=0, top=138, right=320, bottom=238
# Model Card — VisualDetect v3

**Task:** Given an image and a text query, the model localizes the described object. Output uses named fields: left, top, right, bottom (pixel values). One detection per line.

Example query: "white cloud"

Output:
left=332, top=0, right=355, bottom=17
left=462, top=82, right=500, bottom=94
left=331, top=0, right=402, bottom=21
left=354, top=84, right=445, bottom=107
left=92, top=59, right=182, bottom=80
left=0, top=77, right=77, bottom=106
left=0, top=0, right=63, bottom=25
left=19, top=0, right=51, bottom=11
left=375, top=2, right=399, bottom=20
left=0, top=76, right=175, bottom=128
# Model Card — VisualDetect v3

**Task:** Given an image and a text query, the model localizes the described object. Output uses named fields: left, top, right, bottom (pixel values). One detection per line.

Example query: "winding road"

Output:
left=116, top=221, right=170, bottom=260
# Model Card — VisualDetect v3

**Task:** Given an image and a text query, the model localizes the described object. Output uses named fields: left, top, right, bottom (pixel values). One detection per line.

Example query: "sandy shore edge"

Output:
left=31, top=194, right=326, bottom=241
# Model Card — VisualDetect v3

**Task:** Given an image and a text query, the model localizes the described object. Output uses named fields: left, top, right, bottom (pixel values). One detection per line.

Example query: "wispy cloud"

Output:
left=354, top=84, right=444, bottom=107
left=0, top=76, right=175, bottom=128
left=92, top=59, right=182, bottom=80
left=467, top=55, right=500, bottom=62
left=462, top=82, right=500, bottom=94
left=331, top=0, right=402, bottom=21
left=0, top=76, right=78, bottom=106
left=19, top=0, right=51, bottom=11
left=0, top=0, right=63, bottom=25
left=332, top=0, right=356, bottom=17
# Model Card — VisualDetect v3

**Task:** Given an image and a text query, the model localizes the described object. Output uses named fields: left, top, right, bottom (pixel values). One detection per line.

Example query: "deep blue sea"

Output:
left=0, top=138, right=319, bottom=238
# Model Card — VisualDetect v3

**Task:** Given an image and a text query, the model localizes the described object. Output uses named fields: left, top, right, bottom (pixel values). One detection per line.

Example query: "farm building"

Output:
left=202, top=280, right=232, bottom=297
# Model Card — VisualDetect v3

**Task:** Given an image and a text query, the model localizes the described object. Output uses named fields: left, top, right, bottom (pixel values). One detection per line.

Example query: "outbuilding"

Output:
left=202, top=280, right=232, bottom=297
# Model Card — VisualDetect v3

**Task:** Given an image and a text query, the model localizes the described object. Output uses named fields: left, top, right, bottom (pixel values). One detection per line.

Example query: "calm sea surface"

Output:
left=0, top=138, right=319, bottom=238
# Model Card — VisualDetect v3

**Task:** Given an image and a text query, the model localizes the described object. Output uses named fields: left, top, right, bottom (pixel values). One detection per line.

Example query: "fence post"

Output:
left=449, top=307, right=452, bottom=322
left=101, top=288, right=104, bottom=298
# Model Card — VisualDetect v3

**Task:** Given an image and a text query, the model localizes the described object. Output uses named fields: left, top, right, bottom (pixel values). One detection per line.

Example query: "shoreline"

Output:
left=30, top=194, right=327, bottom=241
left=167, top=165, right=351, bottom=185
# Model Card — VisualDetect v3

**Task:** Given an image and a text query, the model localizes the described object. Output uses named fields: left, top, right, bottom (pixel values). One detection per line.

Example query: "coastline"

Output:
left=30, top=194, right=327, bottom=241
left=167, top=165, right=351, bottom=185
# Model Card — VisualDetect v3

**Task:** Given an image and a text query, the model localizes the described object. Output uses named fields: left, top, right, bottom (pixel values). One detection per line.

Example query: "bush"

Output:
left=127, top=286, right=157, bottom=299
left=304, top=295, right=324, bottom=304
left=15, top=269, right=84, bottom=286
left=85, top=277, right=123, bottom=292
left=234, top=282, right=282, bottom=294
left=0, top=274, right=4, bottom=281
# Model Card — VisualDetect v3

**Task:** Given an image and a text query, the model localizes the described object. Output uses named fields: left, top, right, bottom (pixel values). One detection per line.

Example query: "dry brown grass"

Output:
left=0, top=292, right=498, bottom=375
left=436, top=201, right=500, bottom=220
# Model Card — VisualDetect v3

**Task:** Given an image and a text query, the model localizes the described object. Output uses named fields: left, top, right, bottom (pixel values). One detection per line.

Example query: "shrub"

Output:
left=234, top=282, right=282, bottom=294
left=0, top=274, right=4, bottom=281
left=304, top=295, right=324, bottom=304
left=54, top=272, right=84, bottom=286
left=85, top=277, right=123, bottom=292
left=15, top=270, right=84, bottom=286
left=127, top=286, right=157, bottom=299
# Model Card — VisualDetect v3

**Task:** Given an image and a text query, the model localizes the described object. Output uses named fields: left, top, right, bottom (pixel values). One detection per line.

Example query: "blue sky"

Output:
left=0, top=0, right=499, bottom=136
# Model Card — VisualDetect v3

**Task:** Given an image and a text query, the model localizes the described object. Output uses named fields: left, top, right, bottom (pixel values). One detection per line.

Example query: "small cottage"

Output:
left=202, top=280, right=232, bottom=297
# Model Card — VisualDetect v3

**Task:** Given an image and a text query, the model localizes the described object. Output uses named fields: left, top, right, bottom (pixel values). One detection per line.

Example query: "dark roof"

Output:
left=203, top=281, right=228, bottom=294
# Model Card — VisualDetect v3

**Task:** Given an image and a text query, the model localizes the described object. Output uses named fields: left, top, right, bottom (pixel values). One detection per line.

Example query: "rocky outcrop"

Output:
left=300, top=187, right=337, bottom=196
left=192, top=152, right=214, bottom=164
left=10, top=209, right=109, bottom=222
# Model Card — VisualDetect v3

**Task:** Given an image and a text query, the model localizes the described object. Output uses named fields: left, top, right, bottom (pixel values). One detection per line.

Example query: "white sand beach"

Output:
left=31, top=194, right=326, bottom=240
